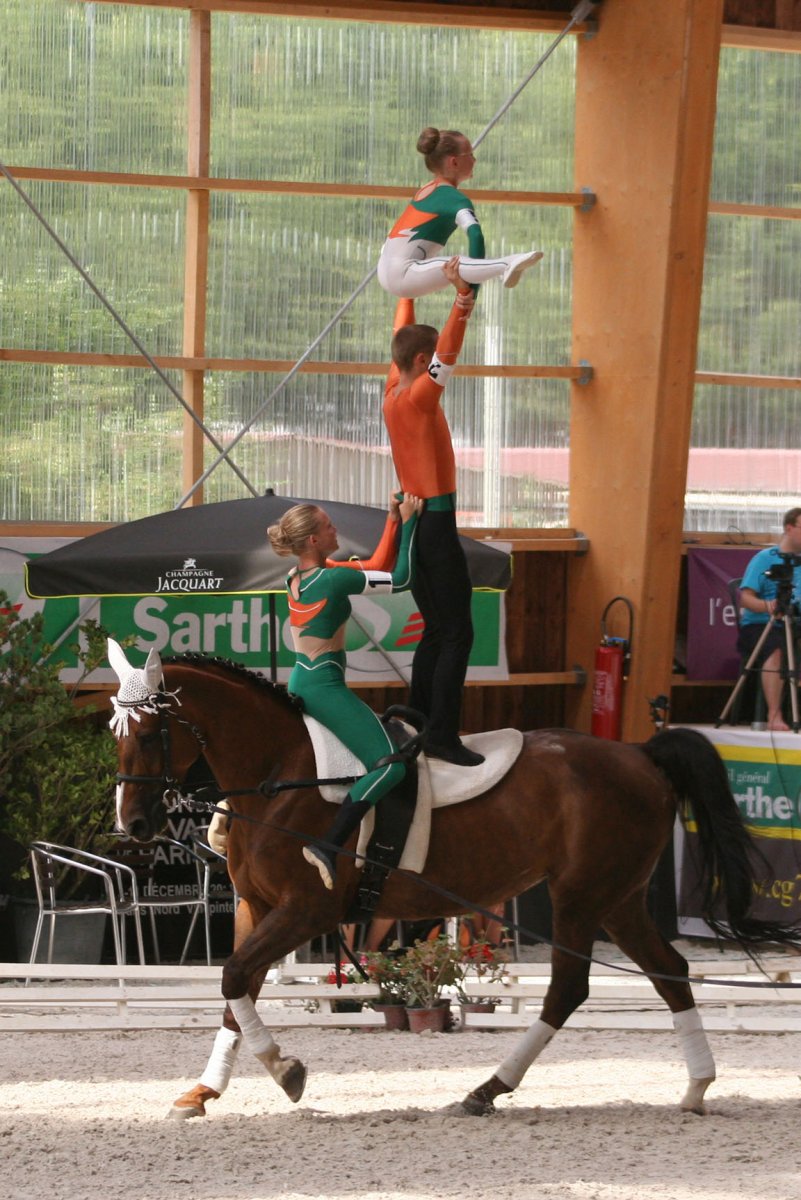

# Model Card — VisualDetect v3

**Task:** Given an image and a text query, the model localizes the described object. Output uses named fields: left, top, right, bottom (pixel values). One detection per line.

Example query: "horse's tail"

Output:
left=641, top=726, right=801, bottom=952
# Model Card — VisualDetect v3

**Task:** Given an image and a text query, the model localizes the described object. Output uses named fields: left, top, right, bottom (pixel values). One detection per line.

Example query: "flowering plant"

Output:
left=326, top=959, right=365, bottom=988
left=361, top=944, right=410, bottom=1006
left=401, top=935, right=462, bottom=1009
left=455, top=937, right=510, bottom=1004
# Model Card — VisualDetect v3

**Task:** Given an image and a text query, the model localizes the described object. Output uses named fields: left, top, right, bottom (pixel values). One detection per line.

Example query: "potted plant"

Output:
left=0, top=595, right=122, bottom=959
left=326, top=960, right=369, bottom=1013
left=455, top=936, right=510, bottom=1025
left=362, top=943, right=411, bottom=1030
left=401, top=934, right=461, bottom=1033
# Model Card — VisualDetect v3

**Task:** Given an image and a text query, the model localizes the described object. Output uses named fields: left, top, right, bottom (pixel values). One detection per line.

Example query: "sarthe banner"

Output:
left=2, top=537, right=508, bottom=684
left=676, top=725, right=801, bottom=930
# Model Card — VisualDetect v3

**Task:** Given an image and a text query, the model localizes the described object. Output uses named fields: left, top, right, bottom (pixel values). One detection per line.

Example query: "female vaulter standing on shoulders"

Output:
left=268, top=494, right=422, bottom=890
left=377, top=126, right=543, bottom=299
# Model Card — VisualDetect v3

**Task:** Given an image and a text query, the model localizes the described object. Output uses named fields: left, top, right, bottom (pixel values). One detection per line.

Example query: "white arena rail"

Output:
left=1, top=956, right=800, bottom=1033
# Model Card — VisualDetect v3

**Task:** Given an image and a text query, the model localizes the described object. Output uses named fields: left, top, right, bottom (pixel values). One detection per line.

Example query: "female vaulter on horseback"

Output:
left=267, top=492, right=423, bottom=890
left=377, top=126, right=543, bottom=299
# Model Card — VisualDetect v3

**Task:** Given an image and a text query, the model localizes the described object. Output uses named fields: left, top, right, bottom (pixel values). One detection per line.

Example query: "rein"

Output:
left=113, top=689, right=360, bottom=811
left=114, top=688, right=801, bottom=992
left=179, top=794, right=801, bottom=994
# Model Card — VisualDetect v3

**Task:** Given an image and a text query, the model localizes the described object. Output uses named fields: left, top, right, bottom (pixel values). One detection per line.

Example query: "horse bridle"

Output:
left=115, top=690, right=208, bottom=814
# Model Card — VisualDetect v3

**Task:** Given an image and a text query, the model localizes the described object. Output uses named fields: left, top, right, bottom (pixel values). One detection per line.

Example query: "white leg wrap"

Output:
left=198, top=1026, right=242, bottom=1095
left=673, top=1007, right=716, bottom=1080
left=496, top=1019, right=557, bottom=1090
left=227, top=995, right=277, bottom=1059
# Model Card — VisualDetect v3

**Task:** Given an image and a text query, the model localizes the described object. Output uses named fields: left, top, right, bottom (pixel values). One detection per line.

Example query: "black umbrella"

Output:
left=25, top=493, right=511, bottom=599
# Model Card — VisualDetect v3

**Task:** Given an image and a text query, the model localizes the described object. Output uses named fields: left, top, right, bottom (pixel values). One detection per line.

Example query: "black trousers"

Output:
left=409, top=508, right=474, bottom=746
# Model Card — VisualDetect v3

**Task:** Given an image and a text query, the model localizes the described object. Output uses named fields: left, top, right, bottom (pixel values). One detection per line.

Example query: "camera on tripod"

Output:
left=764, top=552, right=801, bottom=619
left=718, top=552, right=801, bottom=731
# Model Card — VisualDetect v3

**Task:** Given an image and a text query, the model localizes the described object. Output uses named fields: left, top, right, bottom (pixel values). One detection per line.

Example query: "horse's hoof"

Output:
left=680, top=1075, right=714, bottom=1115
left=168, top=1102, right=205, bottom=1120
left=168, top=1084, right=219, bottom=1119
left=462, top=1074, right=511, bottom=1116
left=279, top=1057, right=307, bottom=1104
left=462, top=1089, right=497, bottom=1117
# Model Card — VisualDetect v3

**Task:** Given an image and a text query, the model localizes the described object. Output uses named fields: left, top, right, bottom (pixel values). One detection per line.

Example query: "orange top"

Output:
left=383, top=292, right=474, bottom=499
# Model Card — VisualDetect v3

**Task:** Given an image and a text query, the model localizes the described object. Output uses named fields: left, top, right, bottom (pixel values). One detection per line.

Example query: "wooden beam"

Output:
left=59, top=673, right=582, bottom=699
left=0, top=348, right=587, bottom=380
left=710, top=199, right=801, bottom=221
left=722, top=23, right=801, bottom=50
left=80, top=0, right=586, bottom=35
left=0, top=522, right=114, bottom=537
left=0, top=518, right=586, bottom=552
left=567, top=0, right=724, bottom=740
left=695, top=370, right=801, bottom=389
left=2, top=167, right=587, bottom=209
left=181, top=9, right=211, bottom=504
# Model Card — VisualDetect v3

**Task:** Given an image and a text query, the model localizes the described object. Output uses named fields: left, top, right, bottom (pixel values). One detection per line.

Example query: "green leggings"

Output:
left=290, top=659, right=405, bottom=806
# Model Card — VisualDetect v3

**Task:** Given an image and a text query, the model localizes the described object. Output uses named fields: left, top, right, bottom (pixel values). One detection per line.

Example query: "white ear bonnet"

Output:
left=107, top=638, right=174, bottom=737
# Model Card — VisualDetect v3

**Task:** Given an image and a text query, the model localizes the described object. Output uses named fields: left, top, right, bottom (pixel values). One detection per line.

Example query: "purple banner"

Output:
left=686, top=547, right=756, bottom=680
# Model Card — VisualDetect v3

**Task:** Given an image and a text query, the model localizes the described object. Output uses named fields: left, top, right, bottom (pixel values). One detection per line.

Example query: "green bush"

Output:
left=0, top=593, right=121, bottom=894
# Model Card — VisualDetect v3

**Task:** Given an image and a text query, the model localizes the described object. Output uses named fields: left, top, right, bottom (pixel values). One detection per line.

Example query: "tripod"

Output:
left=717, top=595, right=800, bottom=731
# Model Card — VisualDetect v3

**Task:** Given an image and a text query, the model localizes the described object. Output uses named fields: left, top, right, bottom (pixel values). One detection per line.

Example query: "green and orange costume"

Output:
left=292, top=513, right=419, bottom=888
left=377, top=179, right=541, bottom=298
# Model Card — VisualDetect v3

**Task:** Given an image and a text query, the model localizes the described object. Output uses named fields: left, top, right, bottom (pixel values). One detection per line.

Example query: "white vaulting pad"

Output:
left=425, top=729, right=525, bottom=808
left=302, top=717, right=524, bottom=873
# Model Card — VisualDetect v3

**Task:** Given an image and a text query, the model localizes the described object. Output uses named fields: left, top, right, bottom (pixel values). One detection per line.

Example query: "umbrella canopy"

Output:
left=25, top=494, right=511, bottom=599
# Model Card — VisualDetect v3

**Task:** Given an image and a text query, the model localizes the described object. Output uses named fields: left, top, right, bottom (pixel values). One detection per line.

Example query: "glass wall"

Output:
left=689, top=47, right=801, bottom=532
left=0, top=1, right=576, bottom=525
left=9, top=6, right=800, bottom=532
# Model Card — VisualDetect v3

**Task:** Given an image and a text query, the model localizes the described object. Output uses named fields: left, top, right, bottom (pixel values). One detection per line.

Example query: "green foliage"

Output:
left=362, top=943, right=411, bottom=1006
left=400, top=935, right=462, bottom=1010
left=0, top=592, right=124, bottom=889
left=364, top=932, right=511, bottom=1008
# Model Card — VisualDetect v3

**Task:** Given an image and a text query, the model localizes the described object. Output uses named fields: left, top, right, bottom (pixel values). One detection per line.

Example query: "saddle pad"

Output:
left=425, top=728, right=525, bottom=808
left=302, top=716, right=524, bottom=873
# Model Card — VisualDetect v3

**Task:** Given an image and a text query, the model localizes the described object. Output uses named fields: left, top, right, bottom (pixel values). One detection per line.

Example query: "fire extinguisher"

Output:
left=591, top=597, right=634, bottom=740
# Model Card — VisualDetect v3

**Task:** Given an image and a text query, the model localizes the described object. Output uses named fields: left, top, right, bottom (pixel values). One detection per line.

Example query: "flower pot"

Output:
left=458, top=1001, right=496, bottom=1029
left=406, top=1003, right=450, bottom=1034
left=373, top=1003, right=409, bottom=1031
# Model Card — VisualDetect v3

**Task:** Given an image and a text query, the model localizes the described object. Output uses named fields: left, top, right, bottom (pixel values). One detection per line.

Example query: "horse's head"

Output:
left=107, top=638, right=200, bottom=841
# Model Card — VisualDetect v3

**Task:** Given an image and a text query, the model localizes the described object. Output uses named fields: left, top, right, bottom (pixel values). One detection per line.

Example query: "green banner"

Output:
left=2, top=539, right=507, bottom=683
left=677, top=726, right=801, bottom=928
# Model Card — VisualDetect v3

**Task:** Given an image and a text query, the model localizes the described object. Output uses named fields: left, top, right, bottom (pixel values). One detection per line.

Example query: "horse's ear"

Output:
left=107, top=638, right=132, bottom=684
left=143, top=646, right=164, bottom=694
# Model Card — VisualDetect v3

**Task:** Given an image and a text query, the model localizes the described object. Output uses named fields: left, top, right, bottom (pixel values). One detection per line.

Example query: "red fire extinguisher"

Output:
left=591, top=597, right=634, bottom=741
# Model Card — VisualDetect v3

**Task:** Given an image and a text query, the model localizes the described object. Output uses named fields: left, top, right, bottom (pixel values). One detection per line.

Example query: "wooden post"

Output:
left=566, top=0, right=724, bottom=739
left=182, top=9, right=211, bottom=505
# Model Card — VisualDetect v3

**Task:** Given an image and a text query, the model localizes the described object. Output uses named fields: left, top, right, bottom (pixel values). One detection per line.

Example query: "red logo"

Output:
left=396, top=611, right=425, bottom=647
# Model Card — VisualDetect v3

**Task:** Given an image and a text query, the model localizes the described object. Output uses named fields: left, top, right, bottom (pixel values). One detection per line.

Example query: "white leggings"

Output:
left=377, top=238, right=534, bottom=299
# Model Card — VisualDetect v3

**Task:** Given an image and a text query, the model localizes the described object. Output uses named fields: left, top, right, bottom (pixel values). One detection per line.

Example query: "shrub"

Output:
left=0, top=593, right=121, bottom=895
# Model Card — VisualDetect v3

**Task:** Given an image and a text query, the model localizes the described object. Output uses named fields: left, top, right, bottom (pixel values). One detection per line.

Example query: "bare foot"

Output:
left=768, top=715, right=790, bottom=731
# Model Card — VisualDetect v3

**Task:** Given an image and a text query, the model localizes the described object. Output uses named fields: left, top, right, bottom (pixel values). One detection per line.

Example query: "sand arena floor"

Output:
left=2, top=1020, right=801, bottom=1200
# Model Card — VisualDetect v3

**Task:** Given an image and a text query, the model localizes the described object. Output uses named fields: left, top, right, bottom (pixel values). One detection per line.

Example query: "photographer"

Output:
left=737, top=507, right=801, bottom=731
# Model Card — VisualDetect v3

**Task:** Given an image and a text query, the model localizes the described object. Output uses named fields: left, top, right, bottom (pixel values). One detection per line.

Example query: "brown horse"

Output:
left=108, top=641, right=798, bottom=1120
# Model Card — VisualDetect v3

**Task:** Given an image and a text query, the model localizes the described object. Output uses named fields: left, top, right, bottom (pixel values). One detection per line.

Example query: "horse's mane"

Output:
left=161, top=652, right=304, bottom=715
